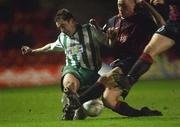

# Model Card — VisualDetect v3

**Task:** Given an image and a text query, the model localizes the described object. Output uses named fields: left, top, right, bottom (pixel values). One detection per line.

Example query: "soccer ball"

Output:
left=82, top=99, right=104, bottom=117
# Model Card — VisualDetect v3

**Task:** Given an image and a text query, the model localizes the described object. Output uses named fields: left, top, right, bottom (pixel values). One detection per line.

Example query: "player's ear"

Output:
left=56, top=22, right=61, bottom=28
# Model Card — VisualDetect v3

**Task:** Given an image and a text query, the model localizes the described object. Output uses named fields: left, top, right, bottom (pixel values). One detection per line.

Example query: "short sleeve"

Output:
left=50, top=38, right=64, bottom=51
left=90, top=25, right=108, bottom=46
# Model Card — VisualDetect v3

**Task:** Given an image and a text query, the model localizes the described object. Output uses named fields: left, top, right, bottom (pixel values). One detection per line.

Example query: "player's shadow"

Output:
left=86, top=116, right=165, bottom=121
left=86, top=116, right=133, bottom=121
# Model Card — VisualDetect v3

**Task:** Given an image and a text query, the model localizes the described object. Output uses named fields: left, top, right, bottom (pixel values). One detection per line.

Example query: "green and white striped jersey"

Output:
left=50, top=24, right=108, bottom=71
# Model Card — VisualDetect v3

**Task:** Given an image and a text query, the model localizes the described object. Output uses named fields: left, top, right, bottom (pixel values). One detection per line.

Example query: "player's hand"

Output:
left=21, top=46, right=32, bottom=55
left=98, top=67, right=122, bottom=88
left=150, top=0, right=165, bottom=5
left=98, top=76, right=118, bottom=88
left=89, top=18, right=97, bottom=26
left=89, top=18, right=101, bottom=30
left=106, top=27, right=119, bottom=40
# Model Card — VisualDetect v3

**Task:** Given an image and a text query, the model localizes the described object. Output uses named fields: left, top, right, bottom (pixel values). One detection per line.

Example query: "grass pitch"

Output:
left=0, top=80, right=180, bottom=127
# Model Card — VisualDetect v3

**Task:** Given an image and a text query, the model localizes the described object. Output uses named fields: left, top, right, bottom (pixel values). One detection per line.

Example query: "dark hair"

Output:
left=54, top=8, right=74, bottom=23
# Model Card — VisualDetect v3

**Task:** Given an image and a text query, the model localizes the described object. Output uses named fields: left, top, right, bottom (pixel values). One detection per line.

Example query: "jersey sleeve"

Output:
left=90, top=25, right=108, bottom=46
left=50, top=38, right=64, bottom=51
left=103, top=16, right=116, bottom=32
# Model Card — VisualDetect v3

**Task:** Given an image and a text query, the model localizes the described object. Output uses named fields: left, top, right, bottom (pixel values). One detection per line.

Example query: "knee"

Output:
left=62, top=74, right=80, bottom=93
left=63, top=81, right=77, bottom=93
left=63, top=81, right=74, bottom=89
left=144, top=43, right=158, bottom=58
left=102, top=95, right=117, bottom=108
left=144, top=44, right=153, bottom=55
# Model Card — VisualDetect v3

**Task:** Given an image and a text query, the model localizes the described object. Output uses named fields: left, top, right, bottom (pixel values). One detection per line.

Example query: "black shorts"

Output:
left=110, top=57, right=138, bottom=75
left=156, top=20, right=180, bottom=43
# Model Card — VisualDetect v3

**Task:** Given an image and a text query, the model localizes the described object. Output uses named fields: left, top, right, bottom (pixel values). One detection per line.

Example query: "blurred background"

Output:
left=0, top=0, right=180, bottom=88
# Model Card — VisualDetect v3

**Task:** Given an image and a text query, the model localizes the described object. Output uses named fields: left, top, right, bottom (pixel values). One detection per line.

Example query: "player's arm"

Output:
left=21, top=40, right=64, bottom=55
left=102, top=16, right=119, bottom=47
left=137, top=0, right=166, bottom=27
left=21, top=43, right=51, bottom=55
left=89, top=18, right=117, bottom=47
left=89, top=18, right=102, bottom=31
left=106, top=27, right=119, bottom=47
left=91, top=24, right=117, bottom=47
left=90, top=25, right=110, bottom=47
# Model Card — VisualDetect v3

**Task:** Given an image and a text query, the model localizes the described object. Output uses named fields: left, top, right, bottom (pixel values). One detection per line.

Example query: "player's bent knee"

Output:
left=144, top=44, right=154, bottom=55
left=62, top=74, right=80, bottom=93
left=102, top=94, right=118, bottom=108
left=102, top=97, right=117, bottom=108
left=102, top=87, right=122, bottom=108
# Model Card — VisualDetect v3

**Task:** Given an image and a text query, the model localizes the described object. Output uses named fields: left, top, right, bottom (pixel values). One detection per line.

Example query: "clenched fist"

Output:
left=106, top=27, right=119, bottom=41
left=150, top=0, right=165, bottom=5
left=21, top=46, right=32, bottom=55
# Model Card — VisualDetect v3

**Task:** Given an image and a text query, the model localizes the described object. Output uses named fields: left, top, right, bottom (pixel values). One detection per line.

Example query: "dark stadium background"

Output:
left=0, top=0, right=180, bottom=88
left=0, top=0, right=116, bottom=66
left=0, top=0, right=117, bottom=87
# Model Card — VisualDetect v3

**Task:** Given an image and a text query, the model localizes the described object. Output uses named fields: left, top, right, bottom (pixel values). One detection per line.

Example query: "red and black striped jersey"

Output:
left=104, top=13, right=157, bottom=59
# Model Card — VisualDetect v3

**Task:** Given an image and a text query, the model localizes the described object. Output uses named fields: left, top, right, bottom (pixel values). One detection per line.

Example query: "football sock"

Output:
left=78, top=82, right=105, bottom=104
left=112, top=101, right=143, bottom=116
left=127, top=53, right=153, bottom=85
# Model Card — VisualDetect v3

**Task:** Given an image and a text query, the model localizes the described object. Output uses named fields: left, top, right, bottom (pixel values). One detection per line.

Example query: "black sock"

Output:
left=127, top=53, right=153, bottom=85
left=112, top=101, right=143, bottom=116
left=78, top=82, right=105, bottom=104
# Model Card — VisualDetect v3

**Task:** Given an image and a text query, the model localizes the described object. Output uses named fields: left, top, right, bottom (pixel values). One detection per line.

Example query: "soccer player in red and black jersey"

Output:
left=96, top=0, right=165, bottom=117
left=119, top=0, right=180, bottom=96
left=65, top=0, right=164, bottom=119
left=103, top=0, right=162, bottom=74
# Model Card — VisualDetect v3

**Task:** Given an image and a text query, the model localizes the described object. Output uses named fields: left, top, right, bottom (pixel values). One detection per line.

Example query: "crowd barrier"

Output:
left=0, top=65, right=62, bottom=88
left=0, top=59, right=180, bottom=88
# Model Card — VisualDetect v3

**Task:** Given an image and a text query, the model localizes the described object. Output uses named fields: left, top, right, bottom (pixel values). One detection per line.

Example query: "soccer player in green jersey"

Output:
left=21, top=8, right=116, bottom=120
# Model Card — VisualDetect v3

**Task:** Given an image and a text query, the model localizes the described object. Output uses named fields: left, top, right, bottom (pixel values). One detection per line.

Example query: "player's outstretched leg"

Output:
left=109, top=101, right=162, bottom=117
left=140, top=107, right=162, bottom=116
left=64, top=87, right=81, bottom=109
left=111, top=53, right=153, bottom=99
left=62, top=88, right=81, bottom=120
left=73, top=107, right=87, bottom=120
left=62, top=103, right=75, bottom=120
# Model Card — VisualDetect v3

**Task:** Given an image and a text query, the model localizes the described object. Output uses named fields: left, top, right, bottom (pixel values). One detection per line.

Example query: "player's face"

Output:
left=117, top=0, right=136, bottom=18
left=56, top=19, right=76, bottom=36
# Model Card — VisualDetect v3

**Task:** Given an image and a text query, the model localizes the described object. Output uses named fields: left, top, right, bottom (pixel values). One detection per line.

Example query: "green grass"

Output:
left=0, top=80, right=180, bottom=127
